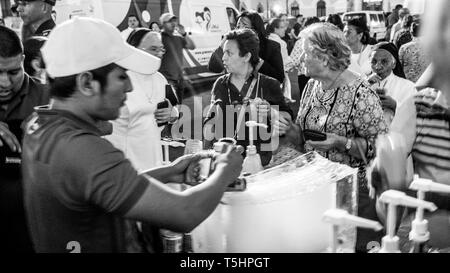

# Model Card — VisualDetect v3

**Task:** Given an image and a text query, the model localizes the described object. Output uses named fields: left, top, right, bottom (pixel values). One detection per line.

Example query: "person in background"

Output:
left=159, top=13, right=195, bottom=104
left=208, top=11, right=285, bottom=84
left=385, top=4, right=402, bottom=41
left=326, top=14, right=344, bottom=31
left=291, top=14, right=304, bottom=40
left=288, top=16, right=321, bottom=99
left=266, top=18, right=293, bottom=103
left=106, top=28, right=177, bottom=172
left=393, top=15, right=413, bottom=50
left=390, top=8, right=410, bottom=42
left=9, top=3, right=23, bottom=38
left=274, top=23, right=388, bottom=253
left=344, top=18, right=374, bottom=77
left=149, top=21, right=160, bottom=32
left=22, top=17, right=243, bottom=253
left=106, top=28, right=178, bottom=253
left=367, top=42, right=415, bottom=125
left=277, top=13, right=294, bottom=53
left=23, top=36, right=48, bottom=84
left=121, top=14, right=141, bottom=40
left=399, top=21, right=430, bottom=83
left=0, top=25, right=49, bottom=253
left=16, top=0, right=56, bottom=41
left=204, top=28, right=292, bottom=166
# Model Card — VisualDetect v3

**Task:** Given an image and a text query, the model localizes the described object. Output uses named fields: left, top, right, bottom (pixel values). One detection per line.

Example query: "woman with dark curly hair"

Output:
left=204, top=28, right=292, bottom=166
left=345, top=18, right=374, bottom=77
left=326, top=14, right=344, bottom=31
left=208, top=11, right=284, bottom=84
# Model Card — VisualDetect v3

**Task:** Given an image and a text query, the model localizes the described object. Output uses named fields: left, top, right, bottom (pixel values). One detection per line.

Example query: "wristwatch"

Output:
left=345, top=138, right=352, bottom=152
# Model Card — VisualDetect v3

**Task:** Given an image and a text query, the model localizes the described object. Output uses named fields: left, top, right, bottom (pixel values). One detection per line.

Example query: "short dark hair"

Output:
left=296, top=15, right=303, bottom=19
left=303, top=16, right=320, bottom=28
left=128, top=14, right=138, bottom=19
left=49, top=63, right=119, bottom=99
left=0, top=25, right=23, bottom=57
left=23, top=36, right=48, bottom=76
left=225, top=28, right=260, bottom=69
left=395, top=4, right=403, bottom=10
left=266, top=18, right=282, bottom=34
left=126, top=28, right=151, bottom=48
left=149, top=21, right=160, bottom=29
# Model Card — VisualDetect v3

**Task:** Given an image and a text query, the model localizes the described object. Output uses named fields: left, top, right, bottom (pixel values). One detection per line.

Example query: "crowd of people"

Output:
left=0, top=0, right=449, bottom=254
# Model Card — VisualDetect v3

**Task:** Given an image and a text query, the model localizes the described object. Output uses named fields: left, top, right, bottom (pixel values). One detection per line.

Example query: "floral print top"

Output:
left=296, top=77, right=388, bottom=185
left=399, top=38, right=431, bottom=83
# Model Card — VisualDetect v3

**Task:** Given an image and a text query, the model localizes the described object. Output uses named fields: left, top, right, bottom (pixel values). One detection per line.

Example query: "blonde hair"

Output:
left=300, top=22, right=351, bottom=71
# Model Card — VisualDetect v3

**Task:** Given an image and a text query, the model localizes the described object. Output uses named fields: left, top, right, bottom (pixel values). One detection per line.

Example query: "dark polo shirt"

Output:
left=0, top=74, right=49, bottom=253
left=159, top=31, right=187, bottom=82
left=0, top=74, right=49, bottom=177
left=22, top=108, right=149, bottom=252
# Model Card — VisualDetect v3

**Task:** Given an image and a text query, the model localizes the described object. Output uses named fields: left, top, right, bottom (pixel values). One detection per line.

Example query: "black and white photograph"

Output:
left=0, top=0, right=448, bottom=268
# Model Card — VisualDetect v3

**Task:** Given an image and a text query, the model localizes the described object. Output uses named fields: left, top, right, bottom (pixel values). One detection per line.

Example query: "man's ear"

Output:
left=31, top=58, right=41, bottom=74
left=244, top=52, right=252, bottom=64
left=42, top=2, right=50, bottom=12
left=76, top=72, right=100, bottom=97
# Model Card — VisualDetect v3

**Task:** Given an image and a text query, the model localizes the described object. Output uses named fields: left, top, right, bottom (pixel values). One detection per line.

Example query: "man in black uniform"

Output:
left=16, top=0, right=56, bottom=40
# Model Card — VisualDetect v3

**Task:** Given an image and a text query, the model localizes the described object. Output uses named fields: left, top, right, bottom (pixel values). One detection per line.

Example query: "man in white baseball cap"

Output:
left=159, top=12, right=195, bottom=104
left=21, top=17, right=243, bottom=253
left=159, top=12, right=177, bottom=25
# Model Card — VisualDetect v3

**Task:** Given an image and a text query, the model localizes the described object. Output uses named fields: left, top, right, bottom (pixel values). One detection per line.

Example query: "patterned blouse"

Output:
left=399, top=38, right=431, bottom=83
left=296, top=77, right=388, bottom=185
left=288, top=38, right=304, bottom=75
left=393, top=29, right=412, bottom=50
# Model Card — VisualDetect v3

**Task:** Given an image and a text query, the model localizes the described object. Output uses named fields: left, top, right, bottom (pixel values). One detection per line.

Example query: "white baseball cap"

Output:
left=42, top=17, right=161, bottom=78
left=159, top=13, right=177, bottom=25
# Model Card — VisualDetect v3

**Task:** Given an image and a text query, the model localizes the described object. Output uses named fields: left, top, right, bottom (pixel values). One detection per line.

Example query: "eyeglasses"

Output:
left=17, top=1, right=30, bottom=6
left=141, top=46, right=165, bottom=54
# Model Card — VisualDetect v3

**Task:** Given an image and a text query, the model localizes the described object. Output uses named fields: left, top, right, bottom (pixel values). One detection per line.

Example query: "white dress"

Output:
left=105, top=71, right=167, bottom=172
left=349, top=44, right=373, bottom=77
left=371, top=72, right=416, bottom=125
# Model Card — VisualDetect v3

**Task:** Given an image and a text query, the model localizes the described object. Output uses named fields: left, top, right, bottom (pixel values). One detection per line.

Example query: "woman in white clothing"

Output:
left=105, top=29, right=176, bottom=172
left=344, top=18, right=374, bottom=77
left=266, top=18, right=293, bottom=102
left=368, top=42, right=414, bottom=125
